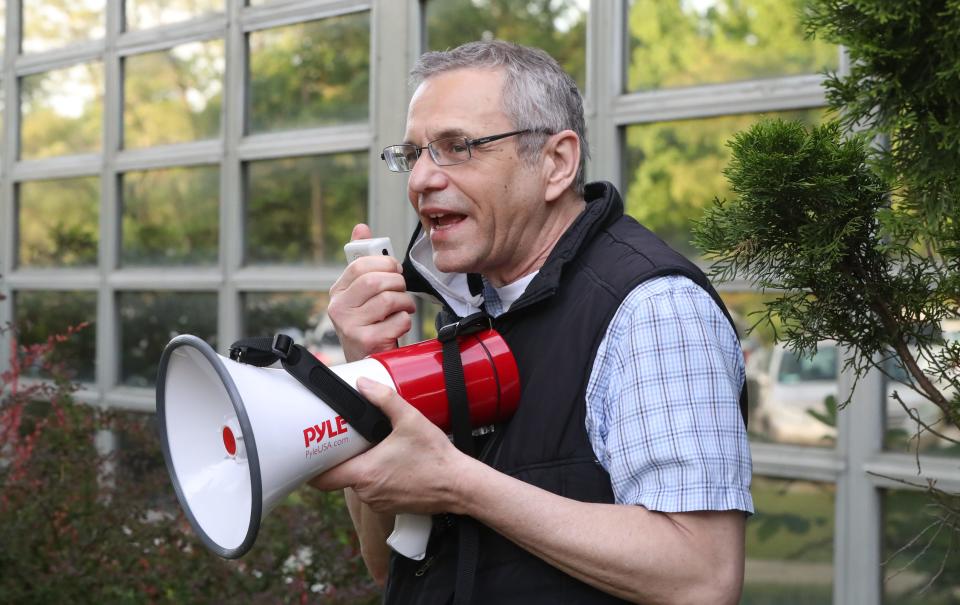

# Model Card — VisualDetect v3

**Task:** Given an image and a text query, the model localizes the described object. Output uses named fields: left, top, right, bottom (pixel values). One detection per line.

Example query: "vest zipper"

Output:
left=414, top=555, right=435, bottom=577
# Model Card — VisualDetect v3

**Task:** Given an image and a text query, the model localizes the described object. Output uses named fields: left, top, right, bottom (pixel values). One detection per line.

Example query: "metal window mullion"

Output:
left=116, top=14, right=228, bottom=57
left=242, top=0, right=371, bottom=34
left=0, top=0, right=21, bottom=378
left=221, top=0, right=246, bottom=350
left=612, top=74, right=827, bottom=126
left=14, top=41, right=106, bottom=77
left=369, top=0, right=419, bottom=341
left=238, top=124, right=371, bottom=161
left=864, top=452, right=960, bottom=495
left=585, top=0, right=622, bottom=187
left=99, top=0, right=124, bottom=403
left=233, top=266, right=345, bottom=291
left=12, top=154, right=102, bottom=180
left=115, top=140, right=223, bottom=172
left=834, top=359, right=884, bottom=604
left=831, top=44, right=882, bottom=605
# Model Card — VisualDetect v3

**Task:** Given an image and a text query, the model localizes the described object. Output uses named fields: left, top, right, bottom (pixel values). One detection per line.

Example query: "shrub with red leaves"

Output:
left=0, top=320, right=380, bottom=605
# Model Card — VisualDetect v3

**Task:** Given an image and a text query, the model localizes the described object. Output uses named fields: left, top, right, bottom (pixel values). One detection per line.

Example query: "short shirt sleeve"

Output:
left=584, top=275, right=754, bottom=513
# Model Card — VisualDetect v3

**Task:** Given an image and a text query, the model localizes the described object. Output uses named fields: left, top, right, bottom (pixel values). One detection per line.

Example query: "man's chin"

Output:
left=432, top=253, right=476, bottom=275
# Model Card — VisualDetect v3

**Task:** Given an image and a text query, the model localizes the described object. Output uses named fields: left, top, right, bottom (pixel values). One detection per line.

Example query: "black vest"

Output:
left=387, top=182, right=745, bottom=604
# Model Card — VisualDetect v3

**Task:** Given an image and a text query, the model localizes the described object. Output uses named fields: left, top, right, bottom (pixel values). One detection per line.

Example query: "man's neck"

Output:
left=486, top=194, right=586, bottom=287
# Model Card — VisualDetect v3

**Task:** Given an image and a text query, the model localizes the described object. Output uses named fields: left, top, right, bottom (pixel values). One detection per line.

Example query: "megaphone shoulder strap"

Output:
left=228, top=334, right=392, bottom=444
left=437, top=312, right=492, bottom=605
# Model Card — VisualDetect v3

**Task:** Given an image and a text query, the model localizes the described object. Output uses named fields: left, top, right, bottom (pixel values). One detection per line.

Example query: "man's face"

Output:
left=403, top=68, right=545, bottom=281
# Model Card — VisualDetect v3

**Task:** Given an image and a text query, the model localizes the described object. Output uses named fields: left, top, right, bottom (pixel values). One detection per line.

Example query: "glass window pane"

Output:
left=743, top=477, right=834, bottom=603
left=121, top=165, right=219, bottom=266
left=123, top=40, right=224, bottom=148
left=245, top=153, right=367, bottom=265
left=626, top=0, right=838, bottom=92
left=716, top=291, right=838, bottom=447
left=248, top=13, right=370, bottom=133
left=13, top=290, right=97, bottom=382
left=20, top=63, right=104, bottom=159
left=623, top=108, right=824, bottom=259
left=884, top=489, right=960, bottom=603
left=883, top=326, right=960, bottom=456
left=118, top=291, right=217, bottom=387
left=17, top=177, right=99, bottom=268
left=125, top=0, right=224, bottom=30
left=242, top=291, right=344, bottom=365
left=426, top=0, right=588, bottom=91
left=22, top=0, right=106, bottom=54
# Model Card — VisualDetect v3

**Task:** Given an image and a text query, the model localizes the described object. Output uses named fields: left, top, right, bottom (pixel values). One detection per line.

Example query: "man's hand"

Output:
left=310, top=377, right=468, bottom=515
left=328, top=224, right=416, bottom=362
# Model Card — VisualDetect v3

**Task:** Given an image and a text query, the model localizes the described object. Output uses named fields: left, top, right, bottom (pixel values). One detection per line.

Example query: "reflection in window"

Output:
left=242, top=291, right=343, bottom=365
left=125, top=0, right=223, bottom=30
left=623, top=108, right=823, bottom=258
left=245, top=153, right=367, bottom=265
left=626, top=0, right=837, bottom=92
left=748, top=341, right=838, bottom=447
left=742, top=477, right=834, bottom=604
left=883, top=352, right=960, bottom=457
left=121, top=165, right=219, bottom=266
left=14, top=290, right=97, bottom=382
left=419, top=299, right=444, bottom=341
left=884, top=489, right=960, bottom=604
left=20, top=63, right=104, bottom=159
left=22, top=0, right=106, bottom=54
left=18, top=177, right=99, bottom=268
left=118, top=291, right=217, bottom=387
left=248, top=12, right=370, bottom=133
left=123, top=40, right=224, bottom=148
left=426, top=0, right=588, bottom=90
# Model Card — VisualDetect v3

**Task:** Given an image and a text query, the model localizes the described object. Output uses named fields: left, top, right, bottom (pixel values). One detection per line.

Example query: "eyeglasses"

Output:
left=380, top=129, right=549, bottom=173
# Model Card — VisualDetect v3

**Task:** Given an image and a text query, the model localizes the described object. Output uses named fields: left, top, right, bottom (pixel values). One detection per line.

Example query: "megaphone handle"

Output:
left=386, top=513, right=432, bottom=560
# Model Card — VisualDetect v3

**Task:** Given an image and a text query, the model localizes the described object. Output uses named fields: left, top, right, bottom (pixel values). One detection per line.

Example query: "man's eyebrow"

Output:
left=403, top=127, right=470, bottom=145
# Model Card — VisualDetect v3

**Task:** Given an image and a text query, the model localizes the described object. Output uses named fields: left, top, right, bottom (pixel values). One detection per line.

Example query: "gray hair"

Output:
left=410, top=40, right=590, bottom=197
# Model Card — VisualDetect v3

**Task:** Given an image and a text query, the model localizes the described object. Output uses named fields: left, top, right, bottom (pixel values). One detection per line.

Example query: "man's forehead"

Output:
left=404, top=68, right=508, bottom=140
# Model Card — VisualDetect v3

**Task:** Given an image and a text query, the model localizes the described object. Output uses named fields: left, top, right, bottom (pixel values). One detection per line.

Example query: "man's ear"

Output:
left=542, top=130, right=581, bottom=202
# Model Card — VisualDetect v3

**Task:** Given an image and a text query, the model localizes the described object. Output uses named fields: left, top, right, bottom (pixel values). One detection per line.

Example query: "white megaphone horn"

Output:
left=156, top=319, right=520, bottom=561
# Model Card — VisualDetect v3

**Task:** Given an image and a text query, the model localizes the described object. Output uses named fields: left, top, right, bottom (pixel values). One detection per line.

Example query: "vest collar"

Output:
left=401, top=181, right=624, bottom=316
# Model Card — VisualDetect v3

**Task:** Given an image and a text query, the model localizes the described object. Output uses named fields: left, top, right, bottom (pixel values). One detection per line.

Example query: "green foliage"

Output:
left=805, top=0, right=960, bottom=249
left=626, top=0, right=837, bottom=91
left=122, top=166, right=219, bottom=266
left=426, top=0, right=587, bottom=89
left=693, top=0, right=960, bottom=592
left=0, top=327, right=379, bottom=604
left=249, top=13, right=370, bottom=133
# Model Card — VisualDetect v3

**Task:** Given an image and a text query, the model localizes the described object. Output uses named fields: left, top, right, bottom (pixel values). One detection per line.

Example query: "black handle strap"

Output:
left=229, top=334, right=392, bottom=444
left=437, top=312, right=491, bottom=605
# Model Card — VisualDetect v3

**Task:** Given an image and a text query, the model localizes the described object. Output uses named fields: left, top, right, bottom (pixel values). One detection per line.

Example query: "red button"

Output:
left=222, top=426, right=237, bottom=456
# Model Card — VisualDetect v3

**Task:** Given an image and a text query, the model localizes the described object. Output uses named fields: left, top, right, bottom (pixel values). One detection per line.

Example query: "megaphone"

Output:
left=156, top=325, right=520, bottom=560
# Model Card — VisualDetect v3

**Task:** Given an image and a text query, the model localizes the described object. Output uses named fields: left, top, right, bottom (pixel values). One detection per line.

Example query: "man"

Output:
left=311, top=40, right=753, bottom=604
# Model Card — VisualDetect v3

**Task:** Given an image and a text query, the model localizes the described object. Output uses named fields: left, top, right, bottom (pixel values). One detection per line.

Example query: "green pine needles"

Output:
left=693, top=1, right=960, bottom=591
left=693, top=1, right=959, bottom=425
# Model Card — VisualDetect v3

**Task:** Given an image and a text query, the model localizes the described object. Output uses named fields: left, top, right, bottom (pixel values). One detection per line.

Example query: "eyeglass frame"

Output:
left=380, top=128, right=553, bottom=173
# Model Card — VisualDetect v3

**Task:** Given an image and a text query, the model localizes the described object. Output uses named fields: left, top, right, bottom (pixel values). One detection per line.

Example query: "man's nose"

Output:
left=407, top=149, right=448, bottom=193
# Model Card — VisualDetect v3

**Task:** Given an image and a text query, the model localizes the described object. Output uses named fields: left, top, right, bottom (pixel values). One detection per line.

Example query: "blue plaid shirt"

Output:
left=483, top=273, right=753, bottom=513
left=584, top=275, right=753, bottom=513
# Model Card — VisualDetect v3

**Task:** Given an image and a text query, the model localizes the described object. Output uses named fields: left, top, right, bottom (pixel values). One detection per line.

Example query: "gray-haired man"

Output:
left=313, top=40, right=752, bottom=605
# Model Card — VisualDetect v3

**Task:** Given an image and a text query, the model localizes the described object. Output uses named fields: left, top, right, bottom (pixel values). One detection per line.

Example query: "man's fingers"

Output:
left=357, top=377, right=414, bottom=423
left=351, top=223, right=373, bottom=241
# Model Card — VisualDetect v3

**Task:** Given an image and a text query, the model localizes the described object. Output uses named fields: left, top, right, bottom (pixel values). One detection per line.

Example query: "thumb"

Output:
left=356, top=376, right=412, bottom=423
left=351, top=223, right=373, bottom=241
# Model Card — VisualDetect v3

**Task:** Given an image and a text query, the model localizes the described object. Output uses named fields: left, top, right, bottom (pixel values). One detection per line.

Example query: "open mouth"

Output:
left=427, top=212, right=467, bottom=231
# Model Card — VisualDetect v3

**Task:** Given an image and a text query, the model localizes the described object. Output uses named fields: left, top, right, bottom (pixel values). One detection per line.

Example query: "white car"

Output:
left=752, top=341, right=951, bottom=446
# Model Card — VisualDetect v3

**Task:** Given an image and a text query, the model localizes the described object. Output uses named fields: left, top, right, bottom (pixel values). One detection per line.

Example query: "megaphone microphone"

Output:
left=156, top=320, right=520, bottom=561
